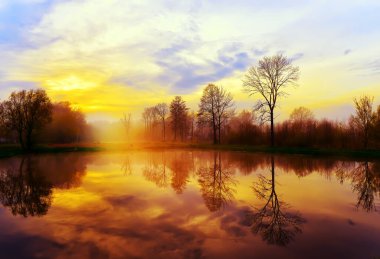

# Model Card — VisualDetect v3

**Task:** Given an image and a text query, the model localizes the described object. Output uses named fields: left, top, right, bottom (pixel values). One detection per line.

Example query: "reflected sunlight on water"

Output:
left=0, top=150, right=379, bottom=259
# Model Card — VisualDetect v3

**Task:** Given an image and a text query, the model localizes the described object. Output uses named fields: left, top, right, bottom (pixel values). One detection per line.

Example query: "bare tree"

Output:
left=198, top=84, right=234, bottom=144
left=121, top=113, right=131, bottom=139
left=351, top=96, right=375, bottom=149
left=142, top=106, right=158, bottom=139
left=154, top=103, right=168, bottom=141
left=2, top=89, right=52, bottom=150
left=170, top=96, right=188, bottom=141
left=243, top=54, right=299, bottom=147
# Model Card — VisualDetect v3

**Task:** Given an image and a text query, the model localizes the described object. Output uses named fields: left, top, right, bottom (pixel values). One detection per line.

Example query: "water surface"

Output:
left=0, top=150, right=379, bottom=258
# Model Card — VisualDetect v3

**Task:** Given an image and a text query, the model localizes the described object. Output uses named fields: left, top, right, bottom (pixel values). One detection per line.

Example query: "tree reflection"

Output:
left=247, top=156, right=305, bottom=246
left=122, top=155, right=132, bottom=176
left=197, top=152, right=236, bottom=212
left=0, top=157, right=52, bottom=217
left=168, top=152, right=193, bottom=194
left=143, top=152, right=169, bottom=188
left=336, top=161, right=380, bottom=212
left=143, top=152, right=193, bottom=193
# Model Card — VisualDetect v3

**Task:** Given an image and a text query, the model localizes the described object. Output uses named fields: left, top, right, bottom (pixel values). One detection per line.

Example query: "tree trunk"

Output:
left=364, top=128, right=368, bottom=149
left=26, top=129, right=32, bottom=151
left=213, top=124, right=217, bottom=144
left=270, top=109, right=275, bottom=147
left=18, top=130, right=25, bottom=150
left=271, top=155, right=275, bottom=187
left=218, top=124, right=221, bottom=144
left=162, top=118, right=166, bottom=142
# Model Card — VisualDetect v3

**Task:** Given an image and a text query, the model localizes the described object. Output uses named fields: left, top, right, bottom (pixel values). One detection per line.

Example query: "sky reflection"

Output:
left=0, top=151, right=379, bottom=258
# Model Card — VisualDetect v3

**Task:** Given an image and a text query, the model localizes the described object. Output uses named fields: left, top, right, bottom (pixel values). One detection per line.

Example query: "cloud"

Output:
left=344, top=49, right=352, bottom=55
left=155, top=41, right=253, bottom=93
left=1, top=0, right=380, bottom=118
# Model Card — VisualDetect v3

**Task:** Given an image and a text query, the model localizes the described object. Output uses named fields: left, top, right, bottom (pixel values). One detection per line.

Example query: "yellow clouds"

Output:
left=1, top=0, right=380, bottom=121
left=45, top=75, right=96, bottom=91
left=40, top=72, right=171, bottom=119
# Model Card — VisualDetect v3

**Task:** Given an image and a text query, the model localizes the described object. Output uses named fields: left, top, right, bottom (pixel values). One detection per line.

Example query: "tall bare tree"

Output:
left=142, top=106, right=158, bottom=139
left=121, top=113, right=132, bottom=140
left=170, top=96, right=188, bottom=141
left=154, top=103, right=168, bottom=141
left=198, top=84, right=234, bottom=144
left=243, top=54, right=299, bottom=147
left=2, top=89, right=52, bottom=150
left=351, top=96, right=375, bottom=149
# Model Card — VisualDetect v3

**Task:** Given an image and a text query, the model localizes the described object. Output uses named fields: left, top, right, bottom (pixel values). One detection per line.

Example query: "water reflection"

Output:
left=142, top=151, right=194, bottom=193
left=337, top=161, right=380, bottom=212
left=246, top=156, right=306, bottom=246
left=0, top=154, right=89, bottom=217
left=197, top=152, right=236, bottom=212
left=0, top=151, right=379, bottom=258
left=0, top=157, right=52, bottom=217
left=143, top=152, right=169, bottom=188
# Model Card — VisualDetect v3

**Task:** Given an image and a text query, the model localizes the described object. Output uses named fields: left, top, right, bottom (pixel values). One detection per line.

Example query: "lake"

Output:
left=0, top=150, right=379, bottom=259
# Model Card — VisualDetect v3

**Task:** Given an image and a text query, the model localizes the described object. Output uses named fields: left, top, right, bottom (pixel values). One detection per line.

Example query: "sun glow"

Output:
left=45, top=75, right=97, bottom=91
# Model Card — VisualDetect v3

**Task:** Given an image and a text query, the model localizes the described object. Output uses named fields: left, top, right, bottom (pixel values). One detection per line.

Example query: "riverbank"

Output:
left=0, top=142, right=380, bottom=160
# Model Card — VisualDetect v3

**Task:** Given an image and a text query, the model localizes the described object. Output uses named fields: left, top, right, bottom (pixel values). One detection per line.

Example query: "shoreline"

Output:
left=0, top=143, right=380, bottom=160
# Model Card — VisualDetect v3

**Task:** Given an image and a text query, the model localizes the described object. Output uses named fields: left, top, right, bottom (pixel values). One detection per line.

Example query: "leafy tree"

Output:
left=169, top=96, right=188, bottom=141
left=2, top=89, right=52, bottom=150
left=42, top=102, right=88, bottom=143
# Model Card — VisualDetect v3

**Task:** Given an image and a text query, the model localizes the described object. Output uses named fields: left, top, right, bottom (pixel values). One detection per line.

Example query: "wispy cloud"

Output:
left=0, top=0, right=380, bottom=119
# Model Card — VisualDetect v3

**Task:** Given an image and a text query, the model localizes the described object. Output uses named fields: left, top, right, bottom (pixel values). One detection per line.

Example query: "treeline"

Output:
left=0, top=89, right=92, bottom=150
left=141, top=89, right=380, bottom=150
left=0, top=54, right=379, bottom=151
left=141, top=54, right=380, bottom=150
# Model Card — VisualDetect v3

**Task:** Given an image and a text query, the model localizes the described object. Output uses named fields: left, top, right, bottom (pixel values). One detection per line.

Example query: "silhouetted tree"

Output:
left=2, top=89, right=52, bottom=150
left=374, top=105, right=380, bottom=146
left=227, top=110, right=261, bottom=145
left=155, top=103, right=169, bottom=141
left=243, top=54, right=299, bottom=147
left=170, top=96, right=188, bottom=141
left=42, top=102, right=88, bottom=143
left=246, top=156, right=305, bottom=246
left=351, top=96, right=375, bottom=149
left=0, top=103, right=8, bottom=141
left=198, top=84, right=234, bottom=144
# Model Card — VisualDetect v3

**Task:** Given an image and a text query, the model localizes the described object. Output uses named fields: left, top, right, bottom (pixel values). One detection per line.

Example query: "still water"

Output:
left=0, top=150, right=379, bottom=259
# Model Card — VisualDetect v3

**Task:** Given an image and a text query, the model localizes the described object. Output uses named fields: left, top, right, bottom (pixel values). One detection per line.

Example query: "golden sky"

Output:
left=0, top=0, right=380, bottom=121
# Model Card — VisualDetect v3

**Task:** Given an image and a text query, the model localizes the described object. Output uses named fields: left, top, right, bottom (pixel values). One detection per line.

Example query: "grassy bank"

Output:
left=0, top=142, right=380, bottom=160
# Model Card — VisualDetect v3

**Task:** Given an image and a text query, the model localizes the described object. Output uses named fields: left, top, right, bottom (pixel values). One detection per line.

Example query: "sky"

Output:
left=0, top=0, right=380, bottom=122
